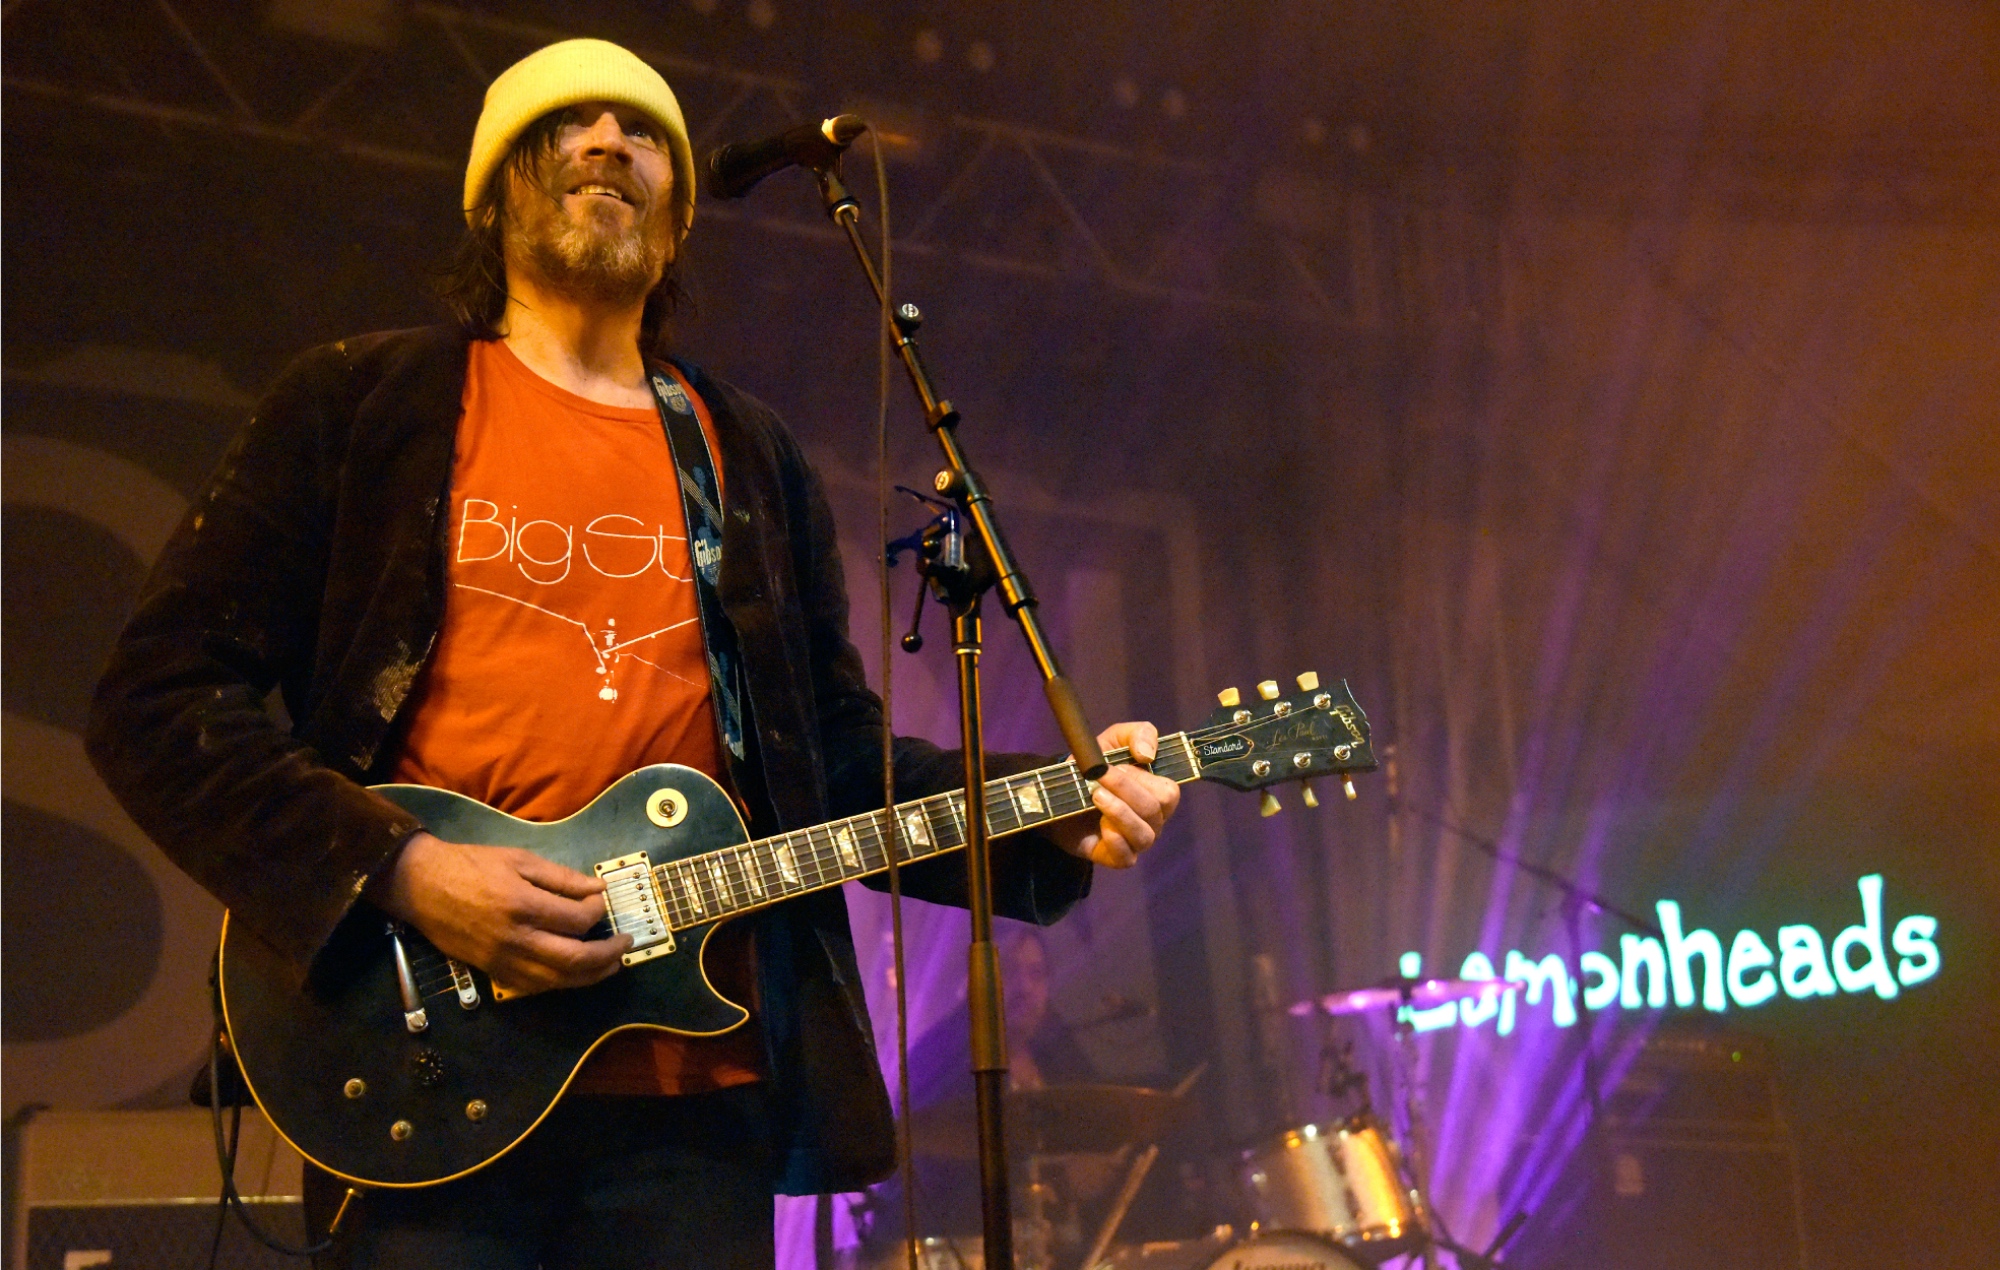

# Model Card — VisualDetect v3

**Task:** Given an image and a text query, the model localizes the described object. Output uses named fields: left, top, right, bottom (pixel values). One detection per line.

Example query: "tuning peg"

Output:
left=1217, top=686, right=1241, bottom=708
left=1259, top=792, right=1282, bottom=817
left=1256, top=680, right=1281, bottom=701
left=1300, top=780, right=1320, bottom=809
left=1343, top=777, right=1358, bottom=801
left=1296, top=671, right=1320, bottom=691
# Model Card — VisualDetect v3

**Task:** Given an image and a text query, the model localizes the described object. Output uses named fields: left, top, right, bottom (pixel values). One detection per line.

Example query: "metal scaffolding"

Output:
left=2, top=0, right=1393, bottom=324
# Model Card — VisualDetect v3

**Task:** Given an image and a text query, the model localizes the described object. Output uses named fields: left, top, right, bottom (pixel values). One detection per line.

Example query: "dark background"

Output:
left=5, top=2, right=1996, bottom=1267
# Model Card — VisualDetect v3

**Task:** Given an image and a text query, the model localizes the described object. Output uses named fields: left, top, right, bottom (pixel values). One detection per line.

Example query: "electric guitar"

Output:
left=218, top=673, right=1375, bottom=1188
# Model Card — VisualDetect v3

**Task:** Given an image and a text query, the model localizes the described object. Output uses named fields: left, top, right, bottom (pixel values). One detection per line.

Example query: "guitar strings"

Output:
left=607, top=694, right=1360, bottom=939
left=640, top=702, right=1354, bottom=929
left=650, top=745, right=1131, bottom=923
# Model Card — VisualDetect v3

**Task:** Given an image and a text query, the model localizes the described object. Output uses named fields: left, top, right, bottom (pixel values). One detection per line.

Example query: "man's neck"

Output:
left=496, top=275, right=654, bottom=409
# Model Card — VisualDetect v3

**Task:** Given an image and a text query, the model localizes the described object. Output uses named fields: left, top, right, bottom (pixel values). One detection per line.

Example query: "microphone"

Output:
left=706, top=115, right=868, bottom=199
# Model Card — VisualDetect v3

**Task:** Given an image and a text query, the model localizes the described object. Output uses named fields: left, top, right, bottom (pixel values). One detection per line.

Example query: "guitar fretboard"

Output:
left=647, top=733, right=1203, bottom=929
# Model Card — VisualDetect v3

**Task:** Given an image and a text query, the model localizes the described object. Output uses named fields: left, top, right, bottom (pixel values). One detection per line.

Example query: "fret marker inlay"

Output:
left=835, top=826, right=859, bottom=869
left=1016, top=781, right=1044, bottom=816
left=776, top=844, right=799, bottom=884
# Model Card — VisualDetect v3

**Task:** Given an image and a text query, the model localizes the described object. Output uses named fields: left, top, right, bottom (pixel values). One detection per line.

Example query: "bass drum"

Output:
left=864, top=1236, right=982, bottom=1270
left=1096, top=1231, right=1363, bottom=1270
left=1202, top=1232, right=1368, bottom=1270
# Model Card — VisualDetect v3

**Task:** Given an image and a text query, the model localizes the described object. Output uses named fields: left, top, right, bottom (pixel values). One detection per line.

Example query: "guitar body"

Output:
left=215, top=674, right=1375, bottom=1190
left=218, top=764, right=750, bottom=1188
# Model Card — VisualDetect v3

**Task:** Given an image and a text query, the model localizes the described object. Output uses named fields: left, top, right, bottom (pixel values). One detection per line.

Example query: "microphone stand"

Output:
left=810, top=158, right=1109, bottom=1270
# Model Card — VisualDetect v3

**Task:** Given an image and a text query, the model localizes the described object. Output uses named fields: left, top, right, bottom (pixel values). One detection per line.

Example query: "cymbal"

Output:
left=1287, top=975, right=1510, bottom=1018
left=906, top=1083, right=1186, bottom=1159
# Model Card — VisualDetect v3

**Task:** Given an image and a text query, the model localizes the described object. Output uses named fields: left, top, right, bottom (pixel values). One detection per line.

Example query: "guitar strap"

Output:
left=647, top=366, right=747, bottom=767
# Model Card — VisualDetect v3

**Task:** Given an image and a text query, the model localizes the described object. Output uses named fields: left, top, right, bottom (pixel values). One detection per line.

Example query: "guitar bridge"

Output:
left=595, top=854, right=676, bottom=964
left=446, top=958, right=480, bottom=1009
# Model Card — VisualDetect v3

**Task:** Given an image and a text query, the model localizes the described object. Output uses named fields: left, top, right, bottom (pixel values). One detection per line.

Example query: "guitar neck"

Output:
left=647, top=734, right=1203, bottom=928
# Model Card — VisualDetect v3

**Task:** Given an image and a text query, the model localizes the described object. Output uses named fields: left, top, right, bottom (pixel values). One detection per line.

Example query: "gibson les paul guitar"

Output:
left=218, top=673, right=1375, bottom=1188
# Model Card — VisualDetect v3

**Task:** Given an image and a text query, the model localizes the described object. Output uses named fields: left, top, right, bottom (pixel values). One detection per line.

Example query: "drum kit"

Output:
left=873, top=975, right=1516, bottom=1270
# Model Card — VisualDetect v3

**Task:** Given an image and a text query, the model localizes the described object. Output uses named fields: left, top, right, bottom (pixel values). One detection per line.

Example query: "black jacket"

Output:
left=85, top=324, right=1093, bottom=1193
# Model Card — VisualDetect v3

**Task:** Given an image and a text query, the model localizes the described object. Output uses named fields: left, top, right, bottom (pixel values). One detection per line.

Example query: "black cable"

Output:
left=861, top=126, right=923, bottom=1270
left=203, top=1095, right=229, bottom=1270
left=204, top=1008, right=338, bottom=1259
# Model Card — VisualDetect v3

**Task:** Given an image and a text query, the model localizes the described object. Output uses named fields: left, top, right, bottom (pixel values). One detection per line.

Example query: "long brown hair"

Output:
left=434, top=110, right=690, bottom=357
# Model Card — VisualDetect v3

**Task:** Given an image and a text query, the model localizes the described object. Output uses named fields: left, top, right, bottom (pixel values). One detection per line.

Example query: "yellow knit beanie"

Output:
left=463, top=38, right=695, bottom=234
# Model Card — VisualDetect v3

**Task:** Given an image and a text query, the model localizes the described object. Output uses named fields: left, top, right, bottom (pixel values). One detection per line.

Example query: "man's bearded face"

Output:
left=501, top=104, right=679, bottom=308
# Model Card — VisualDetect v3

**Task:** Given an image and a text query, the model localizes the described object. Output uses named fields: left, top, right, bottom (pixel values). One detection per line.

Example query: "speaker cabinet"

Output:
left=1509, top=1030, right=1807, bottom=1270
left=10, top=1109, right=305, bottom=1270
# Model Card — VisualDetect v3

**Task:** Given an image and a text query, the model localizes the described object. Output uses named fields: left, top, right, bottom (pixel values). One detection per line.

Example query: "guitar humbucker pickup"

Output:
left=595, top=854, right=676, bottom=962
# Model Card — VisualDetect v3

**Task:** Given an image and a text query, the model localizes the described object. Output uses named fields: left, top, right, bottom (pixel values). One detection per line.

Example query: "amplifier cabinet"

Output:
left=1508, top=1029, right=1808, bottom=1270
left=10, top=1109, right=305, bottom=1270
left=1594, top=1124, right=1806, bottom=1270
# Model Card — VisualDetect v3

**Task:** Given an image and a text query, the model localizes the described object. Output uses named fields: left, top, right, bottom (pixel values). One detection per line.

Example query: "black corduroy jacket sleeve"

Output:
left=84, top=332, right=461, bottom=970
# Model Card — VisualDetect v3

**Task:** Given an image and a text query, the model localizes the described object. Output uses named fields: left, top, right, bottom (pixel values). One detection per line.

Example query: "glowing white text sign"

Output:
left=1401, top=874, right=1941, bottom=1034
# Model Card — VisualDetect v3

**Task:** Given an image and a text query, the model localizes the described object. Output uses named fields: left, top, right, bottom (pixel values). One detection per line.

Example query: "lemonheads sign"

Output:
left=1402, top=874, right=1941, bottom=1034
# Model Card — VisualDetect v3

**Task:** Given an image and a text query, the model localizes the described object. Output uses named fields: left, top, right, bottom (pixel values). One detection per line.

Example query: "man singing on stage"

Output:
left=87, top=37, right=1179, bottom=1270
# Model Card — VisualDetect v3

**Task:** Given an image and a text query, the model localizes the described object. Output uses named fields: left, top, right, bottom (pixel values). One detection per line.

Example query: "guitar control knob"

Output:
left=1259, top=792, right=1282, bottom=818
left=390, top=1120, right=414, bottom=1142
left=1257, top=680, right=1281, bottom=700
left=1217, top=686, right=1241, bottom=708
left=411, top=1048, right=447, bottom=1089
left=465, top=1100, right=489, bottom=1123
left=1296, top=672, right=1320, bottom=691
left=343, top=1079, right=366, bottom=1100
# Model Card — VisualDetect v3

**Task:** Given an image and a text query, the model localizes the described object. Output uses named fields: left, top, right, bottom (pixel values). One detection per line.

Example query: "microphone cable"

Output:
left=864, top=125, right=925, bottom=1270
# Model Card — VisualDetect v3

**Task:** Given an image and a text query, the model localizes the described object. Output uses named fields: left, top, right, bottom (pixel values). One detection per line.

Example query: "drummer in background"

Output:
left=868, top=924, right=1108, bottom=1250
left=914, top=923, right=1096, bottom=1103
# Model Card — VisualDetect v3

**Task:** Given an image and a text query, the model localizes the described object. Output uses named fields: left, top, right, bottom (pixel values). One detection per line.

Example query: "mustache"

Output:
left=543, top=162, right=645, bottom=209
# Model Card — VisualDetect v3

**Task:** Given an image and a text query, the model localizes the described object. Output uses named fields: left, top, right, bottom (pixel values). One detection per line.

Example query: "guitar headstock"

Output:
left=1192, top=673, right=1377, bottom=815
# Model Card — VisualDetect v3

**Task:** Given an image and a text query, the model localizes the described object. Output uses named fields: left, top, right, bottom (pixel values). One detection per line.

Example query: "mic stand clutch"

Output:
left=812, top=151, right=1109, bottom=1270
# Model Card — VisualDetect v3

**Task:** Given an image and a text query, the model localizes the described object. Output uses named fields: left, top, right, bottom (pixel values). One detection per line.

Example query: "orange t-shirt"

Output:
left=393, top=339, right=762, bottom=1095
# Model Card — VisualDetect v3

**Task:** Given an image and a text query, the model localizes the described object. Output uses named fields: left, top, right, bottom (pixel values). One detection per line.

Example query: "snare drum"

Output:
left=1238, top=1119, right=1427, bottom=1258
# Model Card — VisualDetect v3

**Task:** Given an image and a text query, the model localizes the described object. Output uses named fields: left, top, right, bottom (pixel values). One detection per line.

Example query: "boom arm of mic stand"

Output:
left=815, top=163, right=1107, bottom=779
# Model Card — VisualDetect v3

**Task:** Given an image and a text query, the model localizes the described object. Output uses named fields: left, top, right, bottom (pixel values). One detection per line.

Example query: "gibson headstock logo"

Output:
left=1196, top=735, right=1252, bottom=762
left=1330, top=704, right=1365, bottom=744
